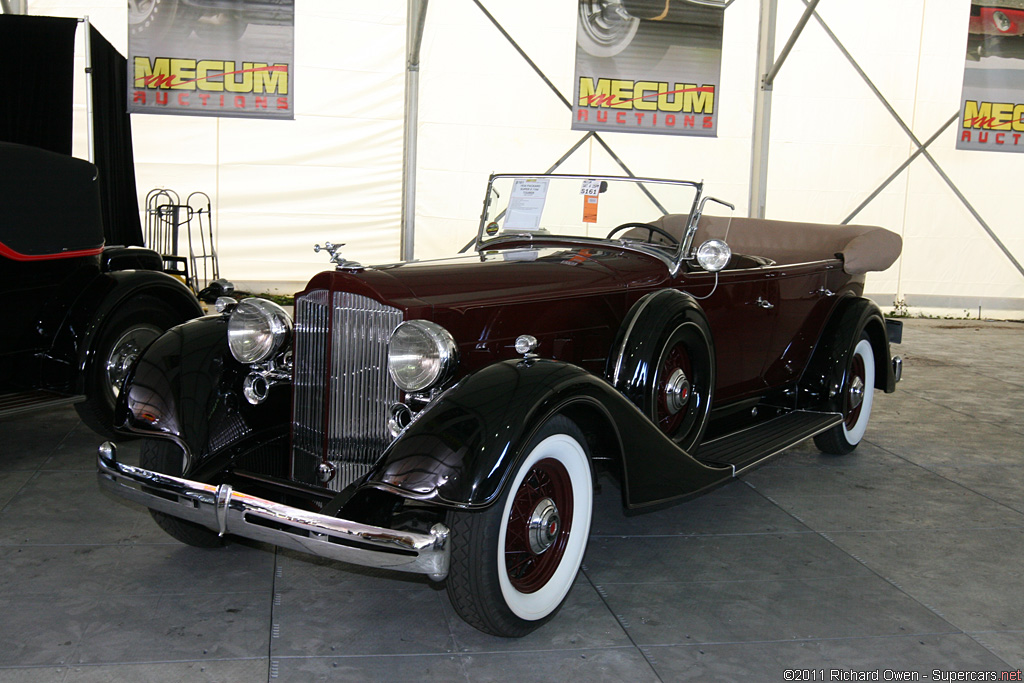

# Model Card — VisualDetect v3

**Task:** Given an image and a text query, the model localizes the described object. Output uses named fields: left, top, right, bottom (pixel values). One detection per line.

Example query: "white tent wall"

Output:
left=765, top=0, right=1024, bottom=319
left=413, top=0, right=759, bottom=259
left=31, top=0, right=407, bottom=295
left=24, top=0, right=1024, bottom=318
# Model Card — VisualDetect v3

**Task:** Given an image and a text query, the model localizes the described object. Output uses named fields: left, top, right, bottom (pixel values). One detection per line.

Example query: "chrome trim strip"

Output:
left=292, top=290, right=329, bottom=477
left=727, top=412, right=843, bottom=477
left=215, top=483, right=231, bottom=536
left=97, top=445, right=450, bottom=580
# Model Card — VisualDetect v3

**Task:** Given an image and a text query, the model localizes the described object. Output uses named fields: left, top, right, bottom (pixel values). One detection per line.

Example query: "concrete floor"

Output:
left=0, top=319, right=1022, bottom=682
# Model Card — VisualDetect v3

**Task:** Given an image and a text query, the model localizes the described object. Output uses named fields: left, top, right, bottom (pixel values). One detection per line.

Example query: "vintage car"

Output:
left=97, top=173, right=903, bottom=637
left=967, top=0, right=1024, bottom=60
left=0, top=142, right=205, bottom=437
left=129, top=0, right=294, bottom=40
left=577, top=0, right=725, bottom=57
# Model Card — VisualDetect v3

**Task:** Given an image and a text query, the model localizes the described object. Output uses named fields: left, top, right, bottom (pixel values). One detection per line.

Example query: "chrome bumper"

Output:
left=96, top=442, right=450, bottom=580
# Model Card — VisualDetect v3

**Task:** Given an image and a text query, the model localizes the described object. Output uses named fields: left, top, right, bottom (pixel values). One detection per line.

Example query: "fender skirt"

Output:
left=364, top=359, right=731, bottom=510
left=116, top=315, right=291, bottom=471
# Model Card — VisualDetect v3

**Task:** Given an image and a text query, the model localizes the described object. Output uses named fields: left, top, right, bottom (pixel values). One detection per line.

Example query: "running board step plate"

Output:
left=698, top=410, right=843, bottom=475
left=0, top=391, right=84, bottom=419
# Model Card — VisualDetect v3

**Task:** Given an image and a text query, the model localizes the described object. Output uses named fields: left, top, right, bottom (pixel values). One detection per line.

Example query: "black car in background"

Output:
left=0, top=141, right=204, bottom=436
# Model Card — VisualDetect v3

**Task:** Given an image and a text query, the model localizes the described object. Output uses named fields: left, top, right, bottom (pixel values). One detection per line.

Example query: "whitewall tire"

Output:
left=445, top=415, right=593, bottom=637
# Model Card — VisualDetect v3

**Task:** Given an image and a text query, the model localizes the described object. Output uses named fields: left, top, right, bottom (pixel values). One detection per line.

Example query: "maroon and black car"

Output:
left=0, top=142, right=203, bottom=436
left=97, top=173, right=903, bottom=637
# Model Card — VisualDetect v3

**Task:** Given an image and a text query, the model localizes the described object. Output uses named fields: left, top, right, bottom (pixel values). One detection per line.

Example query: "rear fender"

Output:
left=101, top=246, right=164, bottom=272
left=364, top=359, right=729, bottom=510
left=69, top=270, right=204, bottom=391
left=798, top=296, right=895, bottom=412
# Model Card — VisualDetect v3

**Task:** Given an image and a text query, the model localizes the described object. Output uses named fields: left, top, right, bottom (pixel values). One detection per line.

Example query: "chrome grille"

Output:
left=291, top=289, right=402, bottom=492
left=291, top=289, right=329, bottom=480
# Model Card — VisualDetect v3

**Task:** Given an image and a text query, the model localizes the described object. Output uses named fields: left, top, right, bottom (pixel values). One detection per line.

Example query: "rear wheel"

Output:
left=445, top=415, right=593, bottom=637
left=608, top=291, right=715, bottom=455
left=76, top=296, right=181, bottom=439
left=140, top=439, right=225, bottom=548
left=128, top=0, right=187, bottom=38
left=648, top=319, right=714, bottom=451
left=577, top=0, right=640, bottom=57
left=814, top=335, right=875, bottom=455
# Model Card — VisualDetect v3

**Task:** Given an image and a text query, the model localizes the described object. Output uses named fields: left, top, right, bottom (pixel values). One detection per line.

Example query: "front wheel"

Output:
left=814, top=335, right=876, bottom=455
left=140, top=439, right=226, bottom=548
left=445, top=415, right=593, bottom=637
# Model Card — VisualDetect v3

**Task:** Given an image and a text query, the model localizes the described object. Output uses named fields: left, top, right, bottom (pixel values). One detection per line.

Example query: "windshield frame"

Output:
left=473, top=173, right=706, bottom=271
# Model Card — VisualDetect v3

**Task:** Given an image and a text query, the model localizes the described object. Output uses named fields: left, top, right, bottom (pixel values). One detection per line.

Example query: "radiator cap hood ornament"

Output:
left=314, top=242, right=364, bottom=271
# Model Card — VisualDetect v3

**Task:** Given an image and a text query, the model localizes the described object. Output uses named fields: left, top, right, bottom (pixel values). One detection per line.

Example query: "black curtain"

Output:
left=90, top=26, right=144, bottom=248
left=0, top=15, right=78, bottom=155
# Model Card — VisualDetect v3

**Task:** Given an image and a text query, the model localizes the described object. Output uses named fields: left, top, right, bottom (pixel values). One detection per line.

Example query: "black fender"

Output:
left=364, top=358, right=730, bottom=511
left=798, top=296, right=896, bottom=412
left=101, top=245, right=164, bottom=272
left=115, top=315, right=291, bottom=470
left=63, top=269, right=203, bottom=393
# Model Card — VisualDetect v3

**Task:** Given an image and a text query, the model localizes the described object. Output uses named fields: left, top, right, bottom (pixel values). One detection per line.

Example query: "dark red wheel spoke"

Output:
left=504, top=457, right=574, bottom=594
left=845, top=354, right=866, bottom=430
left=656, top=341, right=693, bottom=436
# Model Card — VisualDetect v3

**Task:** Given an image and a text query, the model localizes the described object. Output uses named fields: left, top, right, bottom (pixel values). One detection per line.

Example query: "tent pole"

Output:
left=748, top=0, right=776, bottom=219
left=1, top=0, right=28, bottom=15
left=82, top=16, right=95, bottom=164
left=749, top=0, right=821, bottom=219
left=400, top=0, right=428, bottom=262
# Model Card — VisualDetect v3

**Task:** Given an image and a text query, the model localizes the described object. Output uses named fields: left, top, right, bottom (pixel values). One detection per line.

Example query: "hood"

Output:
left=304, top=245, right=671, bottom=314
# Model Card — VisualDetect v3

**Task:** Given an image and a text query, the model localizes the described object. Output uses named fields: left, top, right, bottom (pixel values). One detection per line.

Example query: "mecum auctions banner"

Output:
left=958, top=1, right=1024, bottom=152
left=128, top=0, right=294, bottom=119
left=573, top=0, right=725, bottom=137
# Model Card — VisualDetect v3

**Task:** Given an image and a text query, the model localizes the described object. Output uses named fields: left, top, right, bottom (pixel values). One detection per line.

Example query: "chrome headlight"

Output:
left=696, top=239, right=732, bottom=272
left=387, top=320, right=459, bottom=393
left=227, top=298, right=293, bottom=364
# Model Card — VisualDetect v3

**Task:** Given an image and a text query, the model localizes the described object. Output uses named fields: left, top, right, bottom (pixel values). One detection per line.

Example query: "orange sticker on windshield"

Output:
left=583, top=195, right=599, bottom=223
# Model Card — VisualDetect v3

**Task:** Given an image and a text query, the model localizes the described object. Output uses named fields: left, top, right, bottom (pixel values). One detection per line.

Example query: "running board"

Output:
left=0, top=391, right=84, bottom=419
left=697, top=410, right=843, bottom=475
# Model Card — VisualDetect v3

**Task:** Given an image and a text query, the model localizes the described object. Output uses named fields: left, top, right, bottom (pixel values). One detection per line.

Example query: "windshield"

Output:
left=476, top=174, right=703, bottom=259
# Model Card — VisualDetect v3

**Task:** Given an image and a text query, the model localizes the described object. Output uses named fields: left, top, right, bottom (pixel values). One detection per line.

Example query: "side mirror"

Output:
left=696, top=239, right=731, bottom=272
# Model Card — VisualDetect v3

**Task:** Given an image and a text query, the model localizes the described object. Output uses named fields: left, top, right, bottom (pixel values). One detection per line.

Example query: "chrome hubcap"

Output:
left=580, top=0, right=637, bottom=45
left=664, top=368, right=691, bottom=415
left=848, top=376, right=865, bottom=411
left=527, top=498, right=560, bottom=554
left=105, top=326, right=161, bottom=399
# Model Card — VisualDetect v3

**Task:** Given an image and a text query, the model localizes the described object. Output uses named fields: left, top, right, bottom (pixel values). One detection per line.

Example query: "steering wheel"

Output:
left=606, top=222, right=679, bottom=245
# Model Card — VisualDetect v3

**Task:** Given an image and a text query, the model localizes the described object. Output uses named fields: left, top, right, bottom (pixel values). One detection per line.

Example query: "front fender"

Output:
left=116, top=315, right=290, bottom=469
left=364, top=359, right=730, bottom=510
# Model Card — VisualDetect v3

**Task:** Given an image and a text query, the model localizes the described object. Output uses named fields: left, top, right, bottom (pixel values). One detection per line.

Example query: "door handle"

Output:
left=756, top=297, right=774, bottom=309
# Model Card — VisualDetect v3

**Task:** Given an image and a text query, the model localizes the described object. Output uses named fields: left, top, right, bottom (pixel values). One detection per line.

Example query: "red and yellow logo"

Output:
left=132, top=57, right=289, bottom=111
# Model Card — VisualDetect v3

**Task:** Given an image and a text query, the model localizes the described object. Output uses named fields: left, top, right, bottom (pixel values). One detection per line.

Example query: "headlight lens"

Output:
left=227, top=298, right=293, bottom=364
left=696, top=239, right=732, bottom=272
left=388, top=320, right=459, bottom=393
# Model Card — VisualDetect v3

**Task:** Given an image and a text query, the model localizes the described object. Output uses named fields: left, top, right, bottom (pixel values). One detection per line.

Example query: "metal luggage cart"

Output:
left=143, top=188, right=227, bottom=300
